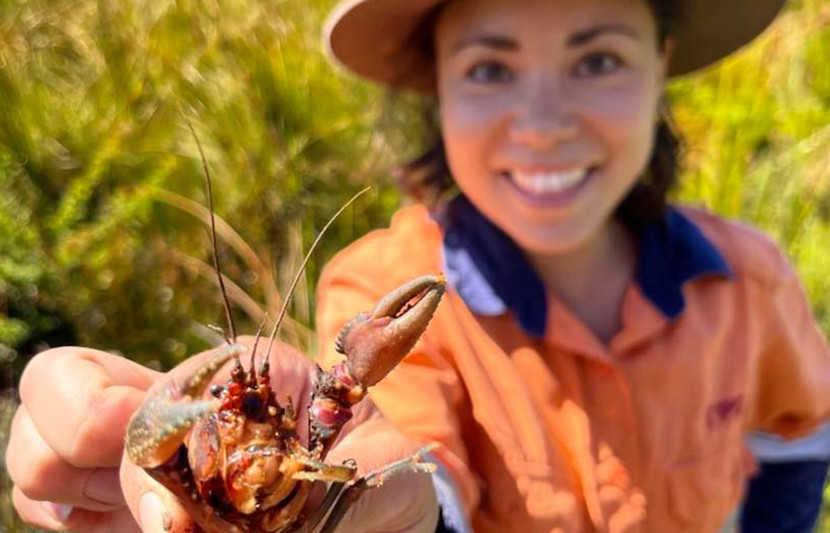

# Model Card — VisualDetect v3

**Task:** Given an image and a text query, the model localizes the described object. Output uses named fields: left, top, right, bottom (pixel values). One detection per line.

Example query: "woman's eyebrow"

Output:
left=450, top=35, right=519, bottom=55
left=449, top=24, right=640, bottom=54
left=567, top=24, right=640, bottom=46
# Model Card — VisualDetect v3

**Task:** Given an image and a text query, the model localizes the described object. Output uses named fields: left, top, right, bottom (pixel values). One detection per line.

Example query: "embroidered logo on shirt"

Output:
left=706, top=394, right=744, bottom=430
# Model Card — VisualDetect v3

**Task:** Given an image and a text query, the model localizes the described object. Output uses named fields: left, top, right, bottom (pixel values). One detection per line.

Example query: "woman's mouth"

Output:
left=503, top=167, right=594, bottom=204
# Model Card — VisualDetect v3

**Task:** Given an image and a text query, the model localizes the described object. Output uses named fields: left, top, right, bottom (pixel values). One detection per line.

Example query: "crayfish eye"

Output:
left=241, top=391, right=265, bottom=418
left=210, top=385, right=224, bottom=398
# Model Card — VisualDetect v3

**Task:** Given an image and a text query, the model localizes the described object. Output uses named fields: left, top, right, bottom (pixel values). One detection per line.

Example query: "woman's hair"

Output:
left=394, top=0, right=685, bottom=229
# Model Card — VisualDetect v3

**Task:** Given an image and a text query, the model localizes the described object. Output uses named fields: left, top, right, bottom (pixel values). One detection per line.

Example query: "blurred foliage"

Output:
left=0, top=0, right=829, bottom=530
left=0, top=0, right=424, bottom=376
left=669, top=0, right=830, bottom=336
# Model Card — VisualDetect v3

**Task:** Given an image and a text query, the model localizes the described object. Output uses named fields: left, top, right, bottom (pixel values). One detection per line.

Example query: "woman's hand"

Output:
left=8, top=339, right=439, bottom=533
left=7, top=346, right=159, bottom=532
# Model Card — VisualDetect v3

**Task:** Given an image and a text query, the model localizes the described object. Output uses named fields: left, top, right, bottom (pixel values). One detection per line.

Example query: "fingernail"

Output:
left=139, top=492, right=171, bottom=532
left=42, top=501, right=73, bottom=523
left=83, top=468, right=125, bottom=505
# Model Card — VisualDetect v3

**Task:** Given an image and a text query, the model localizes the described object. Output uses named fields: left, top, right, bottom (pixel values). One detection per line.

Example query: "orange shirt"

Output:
left=316, top=202, right=830, bottom=533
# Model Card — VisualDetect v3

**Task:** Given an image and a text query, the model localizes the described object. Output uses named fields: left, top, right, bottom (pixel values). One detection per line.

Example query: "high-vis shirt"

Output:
left=316, top=197, right=830, bottom=533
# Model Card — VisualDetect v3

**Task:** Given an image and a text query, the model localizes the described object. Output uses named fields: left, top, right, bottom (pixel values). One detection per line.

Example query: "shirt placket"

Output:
left=544, top=288, right=668, bottom=532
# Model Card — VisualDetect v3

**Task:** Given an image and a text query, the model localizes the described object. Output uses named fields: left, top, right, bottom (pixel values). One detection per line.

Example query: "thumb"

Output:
left=119, top=455, right=195, bottom=533
left=324, top=418, right=439, bottom=533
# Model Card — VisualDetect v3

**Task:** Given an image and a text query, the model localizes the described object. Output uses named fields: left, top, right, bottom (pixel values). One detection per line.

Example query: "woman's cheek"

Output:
left=442, top=100, right=501, bottom=171
left=585, top=87, right=658, bottom=169
left=443, top=93, right=503, bottom=133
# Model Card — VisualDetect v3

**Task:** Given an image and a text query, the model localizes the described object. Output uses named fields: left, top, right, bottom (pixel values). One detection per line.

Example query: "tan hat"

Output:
left=325, top=0, right=786, bottom=92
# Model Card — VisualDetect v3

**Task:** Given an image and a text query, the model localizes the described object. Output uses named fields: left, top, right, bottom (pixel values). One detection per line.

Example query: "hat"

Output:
left=325, top=0, right=786, bottom=92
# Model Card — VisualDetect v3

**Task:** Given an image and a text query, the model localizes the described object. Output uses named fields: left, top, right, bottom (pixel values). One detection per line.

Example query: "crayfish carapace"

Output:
left=125, top=274, right=444, bottom=533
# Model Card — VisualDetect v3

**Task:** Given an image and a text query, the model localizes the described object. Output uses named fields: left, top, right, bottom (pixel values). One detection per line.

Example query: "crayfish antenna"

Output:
left=248, top=315, right=268, bottom=385
left=185, top=115, right=238, bottom=347
left=263, top=186, right=371, bottom=365
left=207, top=322, right=244, bottom=382
left=259, top=335, right=270, bottom=380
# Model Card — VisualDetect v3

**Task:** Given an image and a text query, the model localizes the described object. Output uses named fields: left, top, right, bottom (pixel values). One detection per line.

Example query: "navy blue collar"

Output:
left=440, top=195, right=732, bottom=338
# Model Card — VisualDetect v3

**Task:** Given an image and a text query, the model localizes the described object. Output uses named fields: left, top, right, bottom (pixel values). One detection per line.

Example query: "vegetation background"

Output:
left=0, top=0, right=829, bottom=530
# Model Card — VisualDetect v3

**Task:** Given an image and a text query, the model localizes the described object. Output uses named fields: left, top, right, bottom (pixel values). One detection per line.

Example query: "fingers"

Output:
left=7, top=406, right=124, bottom=511
left=325, top=416, right=420, bottom=476
left=164, top=335, right=313, bottom=400
left=119, top=456, right=198, bottom=533
left=324, top=418, right=440, bottom=533
left=19, top=346, right=159, bottom=468
left=11, top=346, right=160, bottom=532
left=12, top=486, right=71, bottom=531
left=13, top=486, right=142, bottom=533
left=338, top=469, right=438, bottom=533
left=231, top=335, right=314, bottom=398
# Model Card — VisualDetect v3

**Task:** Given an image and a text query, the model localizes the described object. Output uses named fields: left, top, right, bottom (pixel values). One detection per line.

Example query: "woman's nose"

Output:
left=508, top=76, right=579, bottom=149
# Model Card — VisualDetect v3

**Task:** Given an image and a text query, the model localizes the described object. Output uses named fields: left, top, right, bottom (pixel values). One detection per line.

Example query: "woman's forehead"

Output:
left=435, top=0, right=656, bottom=45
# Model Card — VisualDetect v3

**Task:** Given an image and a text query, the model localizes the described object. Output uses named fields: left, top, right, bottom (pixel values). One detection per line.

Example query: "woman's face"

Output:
left=435, top=0, right=669, bottom=255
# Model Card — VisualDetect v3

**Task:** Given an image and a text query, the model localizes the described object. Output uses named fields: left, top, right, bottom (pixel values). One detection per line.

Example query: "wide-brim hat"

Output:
left=325, top=0, right=787, bottom=93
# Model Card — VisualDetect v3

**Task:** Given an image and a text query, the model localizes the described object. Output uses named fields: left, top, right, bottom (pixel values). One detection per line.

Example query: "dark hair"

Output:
left=394, top=0, right=686, bottom=229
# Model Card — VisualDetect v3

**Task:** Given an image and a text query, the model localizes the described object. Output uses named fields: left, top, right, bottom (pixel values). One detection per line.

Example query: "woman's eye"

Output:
left=465, top=61, right=514, bottom=84
left=574, top=52, right=623, bottom=77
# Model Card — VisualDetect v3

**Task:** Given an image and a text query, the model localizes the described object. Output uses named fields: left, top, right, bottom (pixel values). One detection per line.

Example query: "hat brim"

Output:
left=325, top=0, right=787, bottom=93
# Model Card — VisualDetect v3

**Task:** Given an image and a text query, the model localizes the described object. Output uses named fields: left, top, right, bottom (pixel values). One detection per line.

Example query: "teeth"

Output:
left=512, top=169, right=588, bottom=194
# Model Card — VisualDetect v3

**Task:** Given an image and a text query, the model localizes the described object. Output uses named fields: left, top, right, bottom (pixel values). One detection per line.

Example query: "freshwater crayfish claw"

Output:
left=126, top=343, right=246, bottom=469
left=334, top=274, right=446, bottom=388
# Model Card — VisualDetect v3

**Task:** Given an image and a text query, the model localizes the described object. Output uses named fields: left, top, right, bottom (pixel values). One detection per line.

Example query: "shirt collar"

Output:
left=440, top=195, right=732, bottom=338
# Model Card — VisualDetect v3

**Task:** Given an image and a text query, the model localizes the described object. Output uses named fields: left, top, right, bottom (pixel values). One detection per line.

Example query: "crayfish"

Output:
left=124, top=124, right=445, bottom=532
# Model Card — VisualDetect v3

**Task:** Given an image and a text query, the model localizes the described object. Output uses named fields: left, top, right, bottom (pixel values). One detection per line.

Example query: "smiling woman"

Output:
left=429, top=0, right=668, bottom=340
left=395, top=0, right=683, bottom=230
left=435, top=0, right=665, bottom=255
left=318, top=0, right=830, bottom=531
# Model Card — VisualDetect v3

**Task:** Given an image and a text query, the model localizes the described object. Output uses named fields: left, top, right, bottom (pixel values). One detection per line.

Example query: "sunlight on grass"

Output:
left=0, top=0, right=829, bottom=530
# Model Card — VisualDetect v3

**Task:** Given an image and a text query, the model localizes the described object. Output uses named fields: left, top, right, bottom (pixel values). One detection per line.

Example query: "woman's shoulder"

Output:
left=677, top=204, right=797, bottom=288
left=319, top=203, right=444, bottom=291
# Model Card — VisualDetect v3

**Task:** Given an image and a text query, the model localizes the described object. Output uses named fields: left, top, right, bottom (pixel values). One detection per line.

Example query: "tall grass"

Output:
left=669, top=0, right=830, bottom=335
left=0, top=0, right=407, bottom=369
left=0, top=0, right=829, bottom=530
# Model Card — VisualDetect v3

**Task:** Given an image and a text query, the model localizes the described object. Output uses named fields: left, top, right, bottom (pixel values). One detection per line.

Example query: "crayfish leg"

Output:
left=288, top=459, right=358, bottom=533
left=313, top=444, right=439, bottom=533
left=292, top=458, right=358, bottom=483
left=290, top=481, right=347, bottom=533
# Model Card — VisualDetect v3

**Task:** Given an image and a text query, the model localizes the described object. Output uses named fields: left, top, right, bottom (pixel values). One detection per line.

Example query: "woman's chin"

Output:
left=501, top=220, right=598, bottom=258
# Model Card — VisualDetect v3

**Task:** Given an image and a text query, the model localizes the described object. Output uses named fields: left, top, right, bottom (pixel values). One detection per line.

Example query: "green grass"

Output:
left=669, top=0, right=830, bottom=339
left=0, top=0, right=409, bottom=367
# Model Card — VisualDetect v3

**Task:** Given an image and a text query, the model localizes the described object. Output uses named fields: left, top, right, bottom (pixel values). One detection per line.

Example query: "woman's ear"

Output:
left=654, top=38, right=675, bottom=121
left=659, top=37, right=676, bottom=82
